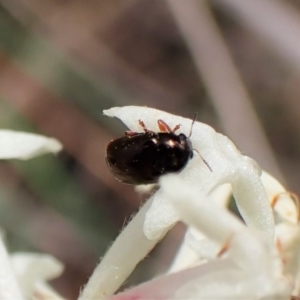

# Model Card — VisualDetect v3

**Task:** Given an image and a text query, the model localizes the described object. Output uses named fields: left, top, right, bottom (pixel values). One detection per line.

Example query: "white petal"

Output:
left=160, top=175, right=244, bottom=243
left=168, top=183, right=233, bottom=273
left=109, top=259, right=234, bottom=300
left=0, top=238, right=24, bottom=300
left=79, top=199, right=166, bottom=300
left=185, top=235, right=220, bottom=261
left=232, top=157, right=274, bottom=239
left=10, top=253, right=63, bottom=298
left=144, top=189, right=179, bottom=239
left=175, top=268, right=290, bottom=300
left=162, top=176, right=276, bottom=274
left=167, top=231, right=205, bottom=273
left=262, top=171, right=298, bottom=225
left=31, top=282, right=65, bottom=300
left=161, top=176, right=289, bottom=298
left=0, top=130, right=62, bottom=160
left=110, top=256, right=290, bottom=300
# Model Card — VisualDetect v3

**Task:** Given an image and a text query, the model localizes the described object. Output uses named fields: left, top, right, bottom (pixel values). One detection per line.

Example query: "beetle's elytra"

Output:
left=105, top=119, right=194, bottom=185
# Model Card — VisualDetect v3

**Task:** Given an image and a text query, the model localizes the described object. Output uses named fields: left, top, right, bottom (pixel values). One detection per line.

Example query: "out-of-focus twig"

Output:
left=213, top=0, right=300, bottom=69
left=166, top=0, right=284, bottom=182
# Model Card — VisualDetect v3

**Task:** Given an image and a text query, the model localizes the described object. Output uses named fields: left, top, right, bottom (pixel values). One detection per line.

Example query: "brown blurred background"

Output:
left=0, top=0, right=299, bottom=298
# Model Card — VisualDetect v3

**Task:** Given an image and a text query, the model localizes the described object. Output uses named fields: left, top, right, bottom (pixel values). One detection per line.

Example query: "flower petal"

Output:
left=232, top=157, right=274, bottom=239
left=0, top=130, right=62, bottom=160
left=160, top=175, right=244, bottom=243
left=10, top=253, right=64, bottom=298
left=0, top=238, right=24, bottom=300
left=110, top=255, right=290, bottom=300
left=109, top=259, right=234, bottom=300
left=261, top=171, right=298, bottom=225
left=109, top=174, right=290, bottom=300
left=168, top=184, right=232, bottom=272
left=79, top=200, right=166, bottom=300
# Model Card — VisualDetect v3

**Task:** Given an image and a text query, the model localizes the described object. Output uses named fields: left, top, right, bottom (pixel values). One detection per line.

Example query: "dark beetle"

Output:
left=105, top=119, right=194, bottom=184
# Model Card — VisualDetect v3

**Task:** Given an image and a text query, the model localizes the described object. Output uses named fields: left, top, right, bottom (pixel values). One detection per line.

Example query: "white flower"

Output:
left=11, top=253, right=64, bottom=300
left=0, top=130, right=62, bottom=159
left=1, top=109, right=297, bottom=300
left=108, top=174, right=300, bottom=300
left=79, top=106, right=276, bottom=299
left=103, top=106, right=273, bottom=239
left=0, top=130, right=62, bottom=300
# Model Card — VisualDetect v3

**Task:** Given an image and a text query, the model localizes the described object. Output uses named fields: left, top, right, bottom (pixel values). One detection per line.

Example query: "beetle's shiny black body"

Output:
left=106, top=131, right=193, bottom=184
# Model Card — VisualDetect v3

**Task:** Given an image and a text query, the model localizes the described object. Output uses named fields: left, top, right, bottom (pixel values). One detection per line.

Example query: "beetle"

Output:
left=105, top=117, right=209, bottom=185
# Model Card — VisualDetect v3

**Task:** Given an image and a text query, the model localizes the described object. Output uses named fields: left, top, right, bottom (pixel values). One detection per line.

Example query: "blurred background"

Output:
left=0, top=0, right=299, bottom=298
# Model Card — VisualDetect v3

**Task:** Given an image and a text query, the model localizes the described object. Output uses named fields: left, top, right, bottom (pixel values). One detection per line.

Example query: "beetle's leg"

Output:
left=139, top=120, right=153, bottom=133
left=158, top=120, right=181, bottom=133
left=157, top=119, right=172, bottom=132
left=172, top=124, right=181, bottom=132
left=125, top=131, right=139, bottom=137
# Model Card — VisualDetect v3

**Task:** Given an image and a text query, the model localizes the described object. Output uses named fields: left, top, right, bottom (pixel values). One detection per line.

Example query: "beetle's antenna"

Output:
left=188, top=113, right=198, bottom=138
left=193, top=149, right=212, bottom=172
left=188, top=113, right=211, bottom=171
